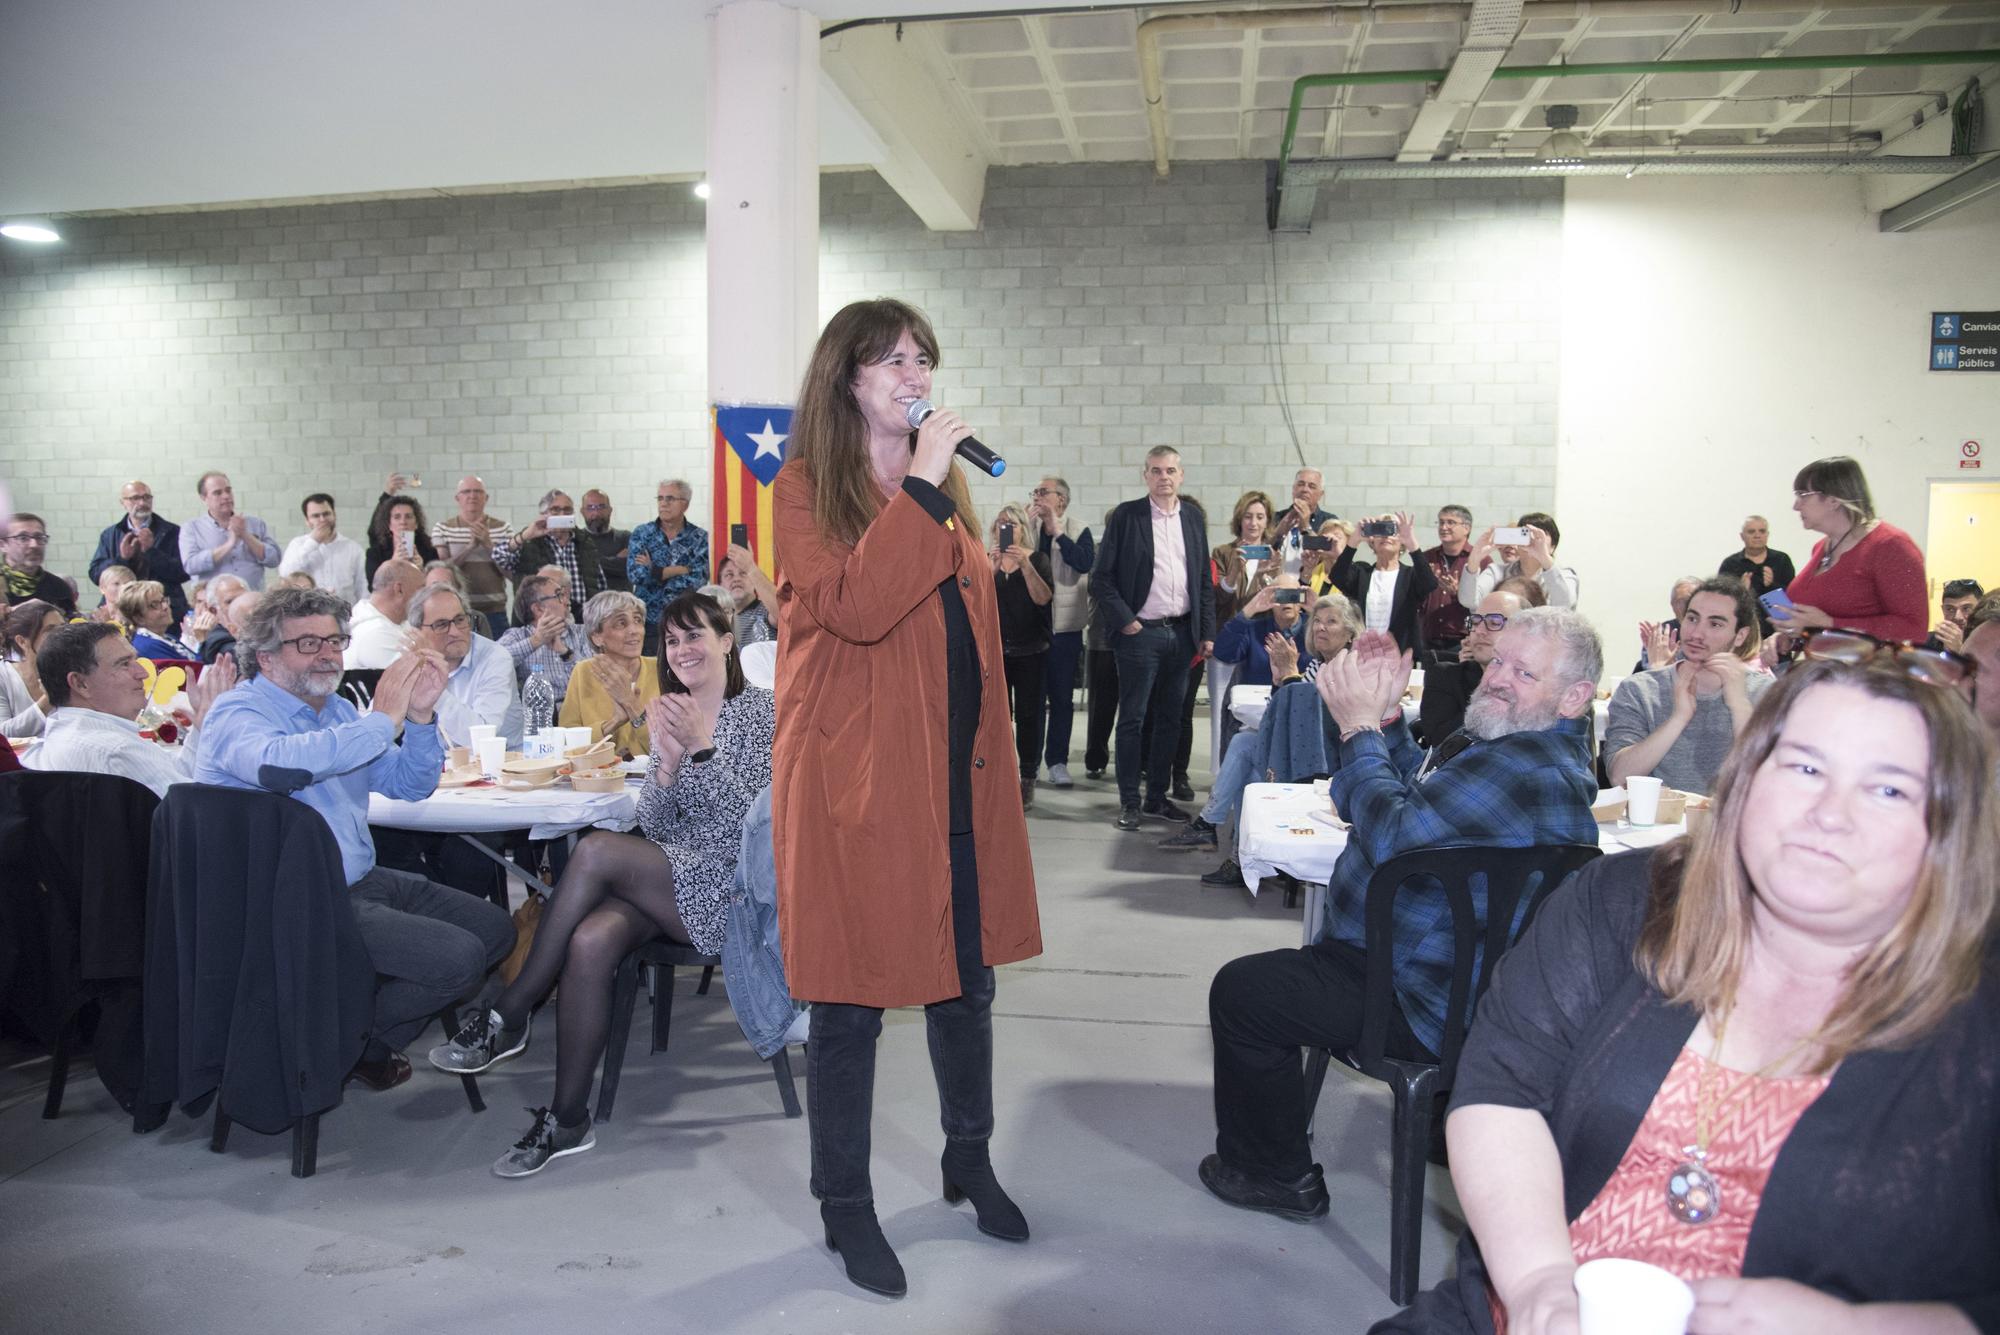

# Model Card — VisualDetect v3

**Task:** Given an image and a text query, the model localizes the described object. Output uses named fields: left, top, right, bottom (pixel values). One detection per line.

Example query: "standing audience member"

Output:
left=1778, top=455, right=1927, bottom=645
left=1031, top=477, right=1094, bottom=789
left=1607, top=577, right=1770, bottom=796
left=1459, top=511, right=1579, bottom=610
left=280, top=493, right=368, bottom=604
left=497, top=574, right=593, bottom=703
left=581, top=489, right=632, bottom=593
left=1327, top=511, right=1438, bottom=654
left=1415, top=586, right=1533, bottom=746
left=990, top=506, right=1053, bottom=808
left=717, top=545, right=780, bottom=645
left=429, top=591, right=774, bottom=1176
left=1081, top=508, right=1121, bottom=782
left=1169, top=496, right=1210, bottom=802
left=3, top=514, right=78, bottom=618
left=1200, top=610, right=1602, bottom=1221
left=1299, top=518, right=1350, bottom=597
left=2, top=600, right=67, bottom=736
left=1718, top=512, right=1795, bottom=636
left=345, top=562, right=423, bottom=670
left=1208, top=490, right=1277, bottom=780
left=1268, top=467, right=1336, bottom=545
left=1928, top=577, right=1984, bottom=653
left=365, top=484, right=440, bottom=585
left=194, top=587, right=515, bottom=1089
left=178, top=472, right=280, bottom=591
left=119, top=581, right=201, bottom=662
left=406, top=584, right=522, bottom=748
left=1635, top=575, right=1704, bottom=673
left=771, top=298, right=1041, bottom=1298
left=627, top=480, right=708, bottom=652
left=89, top=480, right=190, bottom=623
left=559, top=590, right=658, bottom=755
left=1957, top=594, right=2000, bottom=754
left=1090, top=446, right=1215, bottom=831
left=421, top=560, right=469, bottom=600
left=1418, top=505, right=1474, bottom=662
left=431, top=475, right=512, bottom=635
left=28, top=622, right=235, bottom=795
left=498, top=490, right=601, bottom=621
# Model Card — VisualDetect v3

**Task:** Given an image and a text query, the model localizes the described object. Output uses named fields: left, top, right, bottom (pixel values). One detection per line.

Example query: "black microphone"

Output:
left=904, top=399, right=1006, bottom=478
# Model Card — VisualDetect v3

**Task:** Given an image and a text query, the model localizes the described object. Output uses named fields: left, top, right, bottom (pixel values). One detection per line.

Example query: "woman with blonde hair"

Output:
left=118, top=579, right=201, bottom=661
left=1385, top=644, right=2000, bottom=1333
left=1777, top=454, right=1928, bottom=647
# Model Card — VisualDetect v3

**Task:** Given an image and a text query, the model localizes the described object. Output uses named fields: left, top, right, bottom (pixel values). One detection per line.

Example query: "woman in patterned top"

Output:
left=430, top=590, right=775, bottom=1178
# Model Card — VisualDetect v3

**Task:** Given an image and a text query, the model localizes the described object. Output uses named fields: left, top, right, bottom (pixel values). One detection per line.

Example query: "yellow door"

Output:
left=1925, top=481, right=2000, bottom=602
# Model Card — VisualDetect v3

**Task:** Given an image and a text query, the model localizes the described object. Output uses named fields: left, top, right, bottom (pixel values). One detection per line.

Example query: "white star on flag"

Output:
left=749, top=420, right=788, bottom=461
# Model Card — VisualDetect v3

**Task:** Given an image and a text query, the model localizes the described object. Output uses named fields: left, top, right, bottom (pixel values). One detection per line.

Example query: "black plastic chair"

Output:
left=1302, top=842, right=1602, bottom=1305
left=594, top=939, right=800, bottom=1123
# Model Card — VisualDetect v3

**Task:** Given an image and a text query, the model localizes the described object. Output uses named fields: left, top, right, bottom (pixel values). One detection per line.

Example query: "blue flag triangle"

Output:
left=717, top=406, right=793, bottom=487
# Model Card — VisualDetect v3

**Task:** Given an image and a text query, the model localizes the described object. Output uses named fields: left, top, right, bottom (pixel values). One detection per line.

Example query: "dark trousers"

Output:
left=1042, top=630, right=1084, bottom=769
left=1209, top=938, right=1436, bottom=1181
left=373, top=827, right=507, bottom=906
left=807, top=831, right=996, bottom=1208
left=1002, top=650, right=1047, bottom=782
left=1083, top=646, right=1120, bottom=773
left=1172, top=654, right=1204, bottom=784
left=348, top=866, right=516, bottom=1056
left=1111, top=620, right=1192, bottom=807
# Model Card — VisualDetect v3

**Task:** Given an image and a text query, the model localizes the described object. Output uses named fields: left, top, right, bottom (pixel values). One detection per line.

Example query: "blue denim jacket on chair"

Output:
left=723, top=786, right=805, bottom=1059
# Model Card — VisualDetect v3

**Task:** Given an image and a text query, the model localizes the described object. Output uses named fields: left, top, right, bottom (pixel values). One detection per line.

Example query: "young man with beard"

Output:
left=1605, top=576, right=1769, bottom=797
left=1198, top=608, right=1602, bottom=1220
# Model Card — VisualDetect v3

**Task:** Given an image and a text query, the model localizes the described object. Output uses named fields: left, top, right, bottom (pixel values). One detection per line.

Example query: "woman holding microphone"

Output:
left=772, top=298, right=1043, bottom=1298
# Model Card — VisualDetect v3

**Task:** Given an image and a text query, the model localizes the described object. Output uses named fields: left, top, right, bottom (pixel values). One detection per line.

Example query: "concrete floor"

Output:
left=0, top=740, right=1466, bottom=1335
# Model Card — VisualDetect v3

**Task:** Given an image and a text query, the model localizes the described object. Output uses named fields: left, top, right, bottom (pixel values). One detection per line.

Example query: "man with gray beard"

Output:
left=194, top=587, right=515, bottom=1091
left=1198, top=608, right=1602, bottom=1220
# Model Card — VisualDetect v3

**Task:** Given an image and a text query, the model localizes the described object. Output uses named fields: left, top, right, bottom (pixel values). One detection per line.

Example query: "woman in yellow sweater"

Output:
left=559, top=590, right=661, bottom=756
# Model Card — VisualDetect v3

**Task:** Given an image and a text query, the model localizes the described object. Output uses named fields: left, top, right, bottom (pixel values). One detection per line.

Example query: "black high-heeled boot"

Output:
left=940, top=1138, right=1030, bottom=1242
left=821, top=1202, right=907, bottom=1298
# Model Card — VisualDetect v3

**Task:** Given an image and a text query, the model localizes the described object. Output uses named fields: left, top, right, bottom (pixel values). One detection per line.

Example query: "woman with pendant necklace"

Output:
left=1770, top=455, right=1928, bottom=653
left=1376, top=644, right=1999, bottom=1334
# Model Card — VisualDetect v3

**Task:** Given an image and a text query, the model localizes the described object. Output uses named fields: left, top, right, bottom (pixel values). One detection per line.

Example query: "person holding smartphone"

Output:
left=1458, top=510, right=1580, bottom=611
left=1208, top=491, right=1279, bottom=787
left=364, top=485, right=439, bottom=585
left=1324, top=511, right=1439, bottom=654
left=989, top=506, right=1054, bottom=807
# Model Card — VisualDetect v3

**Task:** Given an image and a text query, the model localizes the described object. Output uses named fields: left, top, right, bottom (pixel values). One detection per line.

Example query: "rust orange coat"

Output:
left=771, top=462, right=1043, bottom=1008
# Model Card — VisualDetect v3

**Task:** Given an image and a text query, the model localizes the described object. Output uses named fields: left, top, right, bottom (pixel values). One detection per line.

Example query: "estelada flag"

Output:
left=712, top=404, right=792, bottom=580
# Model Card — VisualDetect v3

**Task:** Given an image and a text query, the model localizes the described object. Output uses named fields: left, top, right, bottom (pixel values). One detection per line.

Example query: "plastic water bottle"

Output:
left=523, top=668, right=556, bottom=735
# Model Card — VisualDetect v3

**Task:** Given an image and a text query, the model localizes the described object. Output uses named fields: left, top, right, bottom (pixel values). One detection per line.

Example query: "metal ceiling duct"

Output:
left=1287, top=153, right=1983, bottom=180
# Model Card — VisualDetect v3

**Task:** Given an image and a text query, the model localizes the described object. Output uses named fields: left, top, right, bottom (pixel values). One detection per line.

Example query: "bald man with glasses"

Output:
left=89, top=480, right=191, bottom=623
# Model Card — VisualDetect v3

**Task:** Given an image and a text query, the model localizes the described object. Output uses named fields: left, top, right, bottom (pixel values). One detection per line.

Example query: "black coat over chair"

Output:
left=1304, top=842, right=1602, bottom=1305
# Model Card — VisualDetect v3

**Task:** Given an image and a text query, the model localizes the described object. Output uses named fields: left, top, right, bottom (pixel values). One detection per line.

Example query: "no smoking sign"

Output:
left=1963, top=440, right=1982, bottom=471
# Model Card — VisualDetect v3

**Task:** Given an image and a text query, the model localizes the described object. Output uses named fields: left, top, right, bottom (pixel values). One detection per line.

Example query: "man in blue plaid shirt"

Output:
left=1199, top=607, right=1602, bottom=1220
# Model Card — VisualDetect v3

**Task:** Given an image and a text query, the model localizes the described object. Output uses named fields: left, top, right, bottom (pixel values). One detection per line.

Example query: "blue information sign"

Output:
left=1931, top=312, right=1999, bottom=372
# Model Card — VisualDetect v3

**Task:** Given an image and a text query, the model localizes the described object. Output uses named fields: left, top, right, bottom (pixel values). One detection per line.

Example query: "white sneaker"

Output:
left=1047, top=764, right=1074, bottom=788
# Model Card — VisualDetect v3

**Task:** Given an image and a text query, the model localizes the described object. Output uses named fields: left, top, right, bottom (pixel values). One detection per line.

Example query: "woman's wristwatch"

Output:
left=686, top=745, right=716, bottom=765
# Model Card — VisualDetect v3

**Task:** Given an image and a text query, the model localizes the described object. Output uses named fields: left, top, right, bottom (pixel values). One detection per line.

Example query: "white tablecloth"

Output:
left=368, top=784, right=639, bottom=841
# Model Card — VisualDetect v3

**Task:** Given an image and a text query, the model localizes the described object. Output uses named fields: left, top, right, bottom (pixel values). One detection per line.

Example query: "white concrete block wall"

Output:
left=0, top=164, right=1561, bottom=583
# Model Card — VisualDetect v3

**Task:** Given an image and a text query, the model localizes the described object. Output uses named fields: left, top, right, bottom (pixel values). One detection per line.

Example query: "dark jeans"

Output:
left=1002, top=650, right=1047, bottom=783
left=348, top=866, right=516, bottom=1056
left=1042, top=630, right=1084, bottom=769
left=1111, top=620, right=1193, bottom=807
left=1172, top=654, right=1204, bottom=784
left=808, top=831, right=996, bottom=1208
left=1083, top=646, right=1120, bottom=773
left=1209, top=938, right=1436, bottom=1181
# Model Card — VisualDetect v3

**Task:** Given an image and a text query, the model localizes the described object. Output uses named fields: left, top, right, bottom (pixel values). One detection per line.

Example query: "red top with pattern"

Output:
left=1490, top=1046, right=1831, bottom=1334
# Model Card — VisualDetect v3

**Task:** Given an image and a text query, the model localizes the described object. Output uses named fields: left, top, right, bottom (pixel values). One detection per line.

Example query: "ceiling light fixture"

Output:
left=1, top=219, right=61, bottom=243
left=693, top=182, right=712, bottom=200
left=1536, top=105, right=1588, bottom=167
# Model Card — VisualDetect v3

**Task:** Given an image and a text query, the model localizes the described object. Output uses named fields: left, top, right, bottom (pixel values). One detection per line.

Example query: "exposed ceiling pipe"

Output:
left=1290, top=152, right=1983, bottom=179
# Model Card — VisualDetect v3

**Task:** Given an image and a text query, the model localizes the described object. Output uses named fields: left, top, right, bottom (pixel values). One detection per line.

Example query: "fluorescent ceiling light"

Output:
left=1, top=220, right=61, bottom=243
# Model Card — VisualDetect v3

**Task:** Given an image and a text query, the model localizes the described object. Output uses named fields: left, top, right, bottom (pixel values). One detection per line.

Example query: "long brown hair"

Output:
left=789, top=298, right=977, bottom=546
left=1636, top=657, right=1998, bottom=1069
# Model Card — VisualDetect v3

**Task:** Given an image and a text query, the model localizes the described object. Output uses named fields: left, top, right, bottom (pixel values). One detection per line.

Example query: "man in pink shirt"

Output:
left=1088, top=446, right=1216, bottom=830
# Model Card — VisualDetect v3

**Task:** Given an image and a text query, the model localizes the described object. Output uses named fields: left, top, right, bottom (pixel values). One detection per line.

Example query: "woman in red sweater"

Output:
left=1777, top=456, right=1927, bottom=647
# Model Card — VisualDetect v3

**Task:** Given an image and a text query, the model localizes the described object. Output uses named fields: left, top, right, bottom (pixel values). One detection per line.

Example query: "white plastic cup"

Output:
left=475, top=737, right=506, bottom=779
left=467, top=724, right=498, bottom=750
left=566, top=725, right=594, bottom=750
left=1626, top=775, right=1664, bottom=826
left=1574, top=1258, right=1695, bottom=1335
left=1407, top=668, right=1426, bottom=700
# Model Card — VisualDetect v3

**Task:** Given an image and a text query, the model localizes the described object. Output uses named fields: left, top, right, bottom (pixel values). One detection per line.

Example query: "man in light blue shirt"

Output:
left=195, top=587, right=515, bottom=1089
left=406, top=583, right=523, bottom=747
left=178, top=471, right=282, bottom=590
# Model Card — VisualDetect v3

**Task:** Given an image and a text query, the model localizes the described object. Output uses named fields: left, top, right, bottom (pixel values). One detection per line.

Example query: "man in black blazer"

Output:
left=1325, top=512, right=1436, bottom=655
left=1088, top=446, right=1215, bottom=831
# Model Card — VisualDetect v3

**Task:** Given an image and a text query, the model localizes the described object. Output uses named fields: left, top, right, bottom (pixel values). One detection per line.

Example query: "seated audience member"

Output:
left=3, top=513, right=79, bottom=618
left=559, top=590, right=659, bottom=755
left=990, top=506, right=1053, bottom=806
left=718, top=543, right=780, bottom=645
left=118, top=580, right=202, bottom=662
left=365, top=485, right=440, bottom=585
left=1928, top=578, right=1983, bottom=653
left=279, top=493, right=368, bottom=604
left=1417, top=586, right=1533, bottom=747
left=195, top=575, right=249, bottom=664
left=195, top=588, right=515, bottom=1090
left=501, top=490, right=604, bottom=621
left=1164, top=593, right=1360, bottom=868
left=1211, top=574, right=1310, bottom=688
left=1459, top=512, right=1579, bottom=611
left=429, top=592, right=775, bottom=1175
left=498, top=574, right=593, bottom=704
left=344, top=561, right=423, bottom=670
left=1718, top=512, right=1795, bottom=636
left=1606, top=578, right=1769, bottom=797
left=1957, top=595, right=2000, bottom=756
left=1777, top=455, right=1927, bottom=648
left=1327, top=511, right=1439, bottom=654
left=280, top=572, right=316, bottom=591
left=1634, top=575, right=1703, bottom=674
left=28, top=622, right=235, bottom=795
left=422, top=559, right=470, bottom=602
left=1200, top=609, right=1602, bottom=1221
left=1389, top=654, right=2000, bottom=1335
left=406, top=584, right=522, bottom=749
left=3, top=600, right=66, bottom=736
left=1418, top=505, right=1475, bottom=663
left=94, top=564, right=136, bottom=622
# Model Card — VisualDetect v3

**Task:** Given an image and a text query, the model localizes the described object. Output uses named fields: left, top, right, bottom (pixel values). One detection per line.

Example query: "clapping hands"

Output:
left=1314, top=629, right=1410, bottom=735
left=188, top=654, right=239, bottom=729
